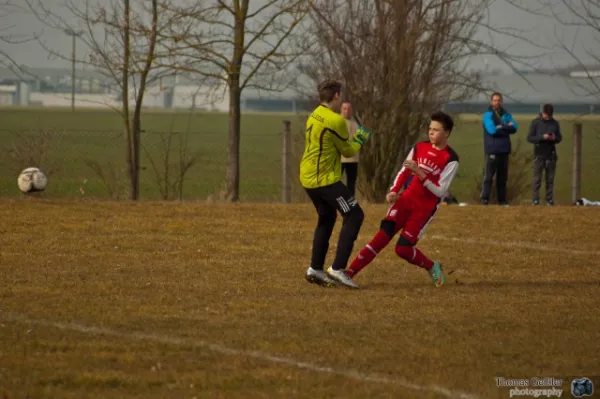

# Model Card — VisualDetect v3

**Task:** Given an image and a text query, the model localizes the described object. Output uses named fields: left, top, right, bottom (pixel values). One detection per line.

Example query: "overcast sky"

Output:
left=1, top=0, right=598, bottom=73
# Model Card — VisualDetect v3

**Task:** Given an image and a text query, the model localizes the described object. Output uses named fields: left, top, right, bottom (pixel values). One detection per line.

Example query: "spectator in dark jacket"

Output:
left=480, top=92, right=518, bottom=205
left=527, top=104, right=562, bottom=205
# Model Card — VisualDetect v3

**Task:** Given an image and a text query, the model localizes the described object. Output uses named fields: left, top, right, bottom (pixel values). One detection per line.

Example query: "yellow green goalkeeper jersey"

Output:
left=299, top=104, right=361, bottom=189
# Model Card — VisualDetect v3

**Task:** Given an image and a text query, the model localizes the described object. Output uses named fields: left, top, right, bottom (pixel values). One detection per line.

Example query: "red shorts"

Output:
left=383, top=196, right=438, bottom=244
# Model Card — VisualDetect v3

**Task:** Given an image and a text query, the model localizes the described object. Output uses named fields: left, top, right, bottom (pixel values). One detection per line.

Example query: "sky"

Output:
left=1, top=0, right=599, bottom=73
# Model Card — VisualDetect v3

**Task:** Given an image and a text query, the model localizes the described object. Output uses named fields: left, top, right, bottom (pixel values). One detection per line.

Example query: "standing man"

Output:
left=340, top=102, right=359, bottom=197
left=299, top=80, right=372, bottom=288
left=480, top=92, right=518, bottom=205
left=527, top=104, right=562, bottom=205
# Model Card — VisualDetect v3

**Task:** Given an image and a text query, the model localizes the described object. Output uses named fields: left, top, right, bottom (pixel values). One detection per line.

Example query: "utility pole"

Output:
left=65, top=29, right=82, bottom=111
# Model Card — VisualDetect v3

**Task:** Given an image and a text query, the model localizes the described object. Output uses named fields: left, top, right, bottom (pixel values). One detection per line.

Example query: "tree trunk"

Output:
left=225, top=1, right=246, bottom=202
left=131, top=112, right=141, bottom=200
left=122, top=0, right=135, bottom=200
left=130, top=0, right=157, bottom=201
left=226, top=82, right=241, bottom=201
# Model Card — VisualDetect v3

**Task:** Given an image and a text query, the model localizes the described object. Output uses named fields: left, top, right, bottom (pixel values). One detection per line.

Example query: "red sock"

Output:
left=394, top=245, right=434, bottom=270
left=347, top=230, right=392, bottom=278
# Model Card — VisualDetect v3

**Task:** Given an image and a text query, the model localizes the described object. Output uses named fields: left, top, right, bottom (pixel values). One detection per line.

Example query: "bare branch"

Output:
left=299, top=0, right=532, bottom=202
left=0, top=1, right=38, bottom=69
left=504, top=0, right=600, bottom=101
left=246, top=0, right=280, bottom=19
left=216, top=0, right=235, bottom=15
left=161, top=0, right=310, bottom=95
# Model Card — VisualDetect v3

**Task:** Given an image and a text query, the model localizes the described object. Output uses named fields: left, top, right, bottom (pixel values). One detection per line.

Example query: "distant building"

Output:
left=446, top=65, right=600, bottom=114
left=0, top=66, right=113, bottom=94
left=446, top=71, right=600, bottom=114
left=2, top=65, right=600, bottom=114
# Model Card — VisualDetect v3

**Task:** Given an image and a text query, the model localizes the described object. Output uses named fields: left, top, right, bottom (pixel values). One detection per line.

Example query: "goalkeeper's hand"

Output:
left=353, top=125, right=372, bottom=146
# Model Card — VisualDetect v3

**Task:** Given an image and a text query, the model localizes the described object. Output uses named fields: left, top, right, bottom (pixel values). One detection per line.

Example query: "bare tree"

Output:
left=0, top=1, right=36, bottom=69
left=505, top=0, right=600, bottom=100
left=142, top=114, right=199, bottom=201
left=163, top=0, right=312, bottom=201
left=83, top=158, right=128, bottom=200
left=300, top=0, right=494, bottom=201
left=26, top=0, right=176, bottom=200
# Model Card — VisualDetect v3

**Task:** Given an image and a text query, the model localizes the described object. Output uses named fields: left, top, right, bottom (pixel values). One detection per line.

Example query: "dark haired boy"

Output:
left=345, top=111, right=459, bottom=287
left=299, top=79, right=372, bottom=288
left=527, top=103, right=562, bottom=205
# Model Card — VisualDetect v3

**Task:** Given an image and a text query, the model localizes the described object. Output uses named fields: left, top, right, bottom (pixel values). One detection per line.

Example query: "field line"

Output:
left=5, top=314, right=479, bottom=399
left=428, top=235, right=600, bottom=256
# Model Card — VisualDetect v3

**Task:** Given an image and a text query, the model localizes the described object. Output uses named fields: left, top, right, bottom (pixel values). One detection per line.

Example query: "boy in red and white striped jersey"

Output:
left=346, top=111, right=459, bottom=287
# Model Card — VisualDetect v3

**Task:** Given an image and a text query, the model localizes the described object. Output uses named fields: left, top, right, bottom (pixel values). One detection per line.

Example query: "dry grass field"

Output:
left=1, top=199, right=600, bottom=398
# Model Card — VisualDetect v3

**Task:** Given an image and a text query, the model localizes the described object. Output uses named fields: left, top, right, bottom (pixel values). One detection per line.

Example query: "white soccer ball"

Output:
left=17, top=167, right=48, bottom=193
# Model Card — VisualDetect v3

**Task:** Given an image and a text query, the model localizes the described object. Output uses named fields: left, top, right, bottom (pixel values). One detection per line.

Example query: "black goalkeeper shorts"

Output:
left=305, top=181, right=360, bottom=217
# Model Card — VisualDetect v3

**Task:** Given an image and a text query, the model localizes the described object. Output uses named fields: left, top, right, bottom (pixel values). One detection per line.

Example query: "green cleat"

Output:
left=429, top=261, right=445, bottom=287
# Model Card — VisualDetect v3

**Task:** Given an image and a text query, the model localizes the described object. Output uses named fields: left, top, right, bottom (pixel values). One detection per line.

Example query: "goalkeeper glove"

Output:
left=353, top=125, right=372, bottom=146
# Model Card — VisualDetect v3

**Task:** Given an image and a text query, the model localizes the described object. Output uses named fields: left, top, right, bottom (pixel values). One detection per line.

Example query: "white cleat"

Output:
left=305, top=267, right=339, bottom=287
left=326, top=266, right=359, bottom=289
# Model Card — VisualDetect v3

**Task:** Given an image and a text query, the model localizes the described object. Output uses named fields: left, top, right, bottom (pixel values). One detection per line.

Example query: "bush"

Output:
left=5, top=129, right=63, bottom=176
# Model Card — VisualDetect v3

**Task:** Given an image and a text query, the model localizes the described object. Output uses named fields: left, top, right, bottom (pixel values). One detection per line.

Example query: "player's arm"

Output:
left=331, top=118, right=361, bottom=158
left=389, top=147, right=415, bottom=193
left=421, top=161, right=459, bottom=198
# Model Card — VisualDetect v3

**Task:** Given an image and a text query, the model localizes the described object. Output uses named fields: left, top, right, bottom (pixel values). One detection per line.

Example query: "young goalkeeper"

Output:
left=346, top=111, right=459, bottom=287
left=299, top=79, right=372, bottom=289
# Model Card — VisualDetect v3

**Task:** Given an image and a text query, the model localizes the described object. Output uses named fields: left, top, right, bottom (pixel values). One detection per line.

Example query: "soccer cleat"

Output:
left=326, top=266, right=359, bottom=289
left=305, top=267, right=339, bottom=287
left=429, top=261, right=445, bottom=287
left=547, top=200, right=554, bottom=206
left=532, top=200, right=540, bottom=205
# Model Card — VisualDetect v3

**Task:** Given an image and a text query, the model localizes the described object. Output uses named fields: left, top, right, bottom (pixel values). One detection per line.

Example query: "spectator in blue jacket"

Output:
left=480, top=92, right=518, bottom=205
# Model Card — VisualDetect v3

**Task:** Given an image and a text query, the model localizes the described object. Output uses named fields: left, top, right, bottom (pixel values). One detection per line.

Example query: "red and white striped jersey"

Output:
left=390, top=140, right=459, bottom=211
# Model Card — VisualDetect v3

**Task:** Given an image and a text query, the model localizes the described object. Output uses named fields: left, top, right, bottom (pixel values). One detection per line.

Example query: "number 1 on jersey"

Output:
left=305, top=124, right=313, bottom=152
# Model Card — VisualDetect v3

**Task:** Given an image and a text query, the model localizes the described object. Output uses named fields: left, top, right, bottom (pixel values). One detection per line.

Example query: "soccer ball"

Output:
left=17, top=167, right=48, bottom=193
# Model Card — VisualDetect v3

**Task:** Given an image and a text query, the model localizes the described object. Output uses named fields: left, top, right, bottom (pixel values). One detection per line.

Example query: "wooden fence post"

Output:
left=282, top=120, right=292, bottom=203
left=572, top=123, right=582, bottom=205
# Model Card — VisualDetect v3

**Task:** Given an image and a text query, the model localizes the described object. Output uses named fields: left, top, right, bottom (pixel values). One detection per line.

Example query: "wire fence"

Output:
left=0, top=126, right=308, bottom=202
left=0, top=117, right=598, bottom=204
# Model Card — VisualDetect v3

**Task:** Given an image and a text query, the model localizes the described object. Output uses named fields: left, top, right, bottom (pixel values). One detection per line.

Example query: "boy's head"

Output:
left=542, top=103, right=554, bottom=120
left=428, top=111, right=454, bottom=147
left=318, top=79, right=343, bottom=112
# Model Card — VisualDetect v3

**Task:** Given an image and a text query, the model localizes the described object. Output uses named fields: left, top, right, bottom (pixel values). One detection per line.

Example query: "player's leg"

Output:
left=496, top=153, right=509, bottom=205
left=532, top=156, right=543, bottom=205
left=480, top=153, right=497, bottom=205
left=346, top=200, right=408, bottom=279
left=394, top=208, right=444, bottom=286
left=319, top=181, right=364, bottom=287
left=545, top=156, right=557, bottom=205
left=345, top=162, right=358, bottom=197
left=304, top=187, right=339, bottom=287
